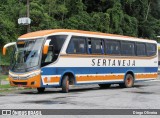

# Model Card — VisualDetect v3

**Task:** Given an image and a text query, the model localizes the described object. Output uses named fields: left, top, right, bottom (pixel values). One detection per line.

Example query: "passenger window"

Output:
left=90, top=38, right=104, bottom=54
left=67, top=36, right=86, bottom=54
left=146, top=43, right=156, bottom=56
left=41, top=35, right=67, bottom=67
left=105, top=40, right=120, bottom=55
left=136, top=43, right=146, bottom=56
left=121, top=41, right=135, bottom=56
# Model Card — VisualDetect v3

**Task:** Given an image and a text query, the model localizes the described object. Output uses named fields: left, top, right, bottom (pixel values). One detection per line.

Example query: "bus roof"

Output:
left=18, top=29, right=153, bottom=41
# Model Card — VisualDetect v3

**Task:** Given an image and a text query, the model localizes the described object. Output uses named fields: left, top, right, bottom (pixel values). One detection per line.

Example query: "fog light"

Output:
left=31, top=81, right=35, bottom=85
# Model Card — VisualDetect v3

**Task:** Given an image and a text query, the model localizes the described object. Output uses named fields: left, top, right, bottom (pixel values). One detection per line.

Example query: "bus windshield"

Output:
left=11, top=38, right=44, bottom=72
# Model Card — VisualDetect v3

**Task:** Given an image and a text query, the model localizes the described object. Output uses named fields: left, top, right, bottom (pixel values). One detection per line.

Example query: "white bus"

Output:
left=3, top=29, right=158, bottom=93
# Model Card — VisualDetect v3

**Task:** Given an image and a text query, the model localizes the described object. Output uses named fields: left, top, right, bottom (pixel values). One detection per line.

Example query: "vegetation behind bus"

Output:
left=0, top=0, right=160, bottom=64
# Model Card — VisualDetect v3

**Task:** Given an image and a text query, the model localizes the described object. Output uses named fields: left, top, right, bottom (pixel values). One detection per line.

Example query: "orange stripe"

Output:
left=76, top=73, right=157, bottom=82
left=76, top=75, right=124, bottom=82
left=136, top=73, right=158, bottom=79
left=19, top=29, right=150, bottom=40
left=44, top=77, right=60, bottom=83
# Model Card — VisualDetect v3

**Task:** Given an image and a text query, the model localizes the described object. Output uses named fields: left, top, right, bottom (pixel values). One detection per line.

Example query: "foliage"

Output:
left=0, top=84, right=12, bottom=89
left=0, top=74, right=8, bottom=80
left=0, top=0, right=160, bottom=64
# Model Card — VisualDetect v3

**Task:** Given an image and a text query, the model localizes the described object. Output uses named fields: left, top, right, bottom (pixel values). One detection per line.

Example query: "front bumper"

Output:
left=9, top=74, right=41, bottom=88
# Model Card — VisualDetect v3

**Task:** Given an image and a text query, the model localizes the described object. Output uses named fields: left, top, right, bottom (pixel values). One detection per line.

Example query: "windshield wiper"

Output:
left=30, top=51, right=36, bottom=58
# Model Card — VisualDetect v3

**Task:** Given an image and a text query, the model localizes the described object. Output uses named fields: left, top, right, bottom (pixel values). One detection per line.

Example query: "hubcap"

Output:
left=126, top=77, right=132, bottom=86
left=66, top=79, right=69, bottom=92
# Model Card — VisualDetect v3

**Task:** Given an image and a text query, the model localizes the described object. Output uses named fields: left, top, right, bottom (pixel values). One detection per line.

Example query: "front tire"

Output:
left=37, top=87, right=45, bottom=93
left=119, top=74, right=134, bottom=88
left=62, top=75, right=69, bottom=93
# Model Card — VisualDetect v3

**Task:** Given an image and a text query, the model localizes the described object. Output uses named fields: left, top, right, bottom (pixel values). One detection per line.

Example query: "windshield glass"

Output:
left=11, top=38, right=44, bottom=72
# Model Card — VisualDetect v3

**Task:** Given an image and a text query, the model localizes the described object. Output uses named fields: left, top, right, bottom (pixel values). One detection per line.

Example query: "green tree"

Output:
left=0, top=0, right=160, bottom=65
left=107, top=1, right=124, bottom=34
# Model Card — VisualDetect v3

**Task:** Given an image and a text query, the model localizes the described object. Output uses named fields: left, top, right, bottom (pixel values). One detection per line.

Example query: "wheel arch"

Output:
left=60, top=71, right=76, bottom=86
left=124, top=71, right=135, bottom=81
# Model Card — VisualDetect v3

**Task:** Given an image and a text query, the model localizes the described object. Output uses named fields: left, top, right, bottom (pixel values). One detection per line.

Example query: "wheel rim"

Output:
left=126, top=76, right=133, bottom=87
left=66, top=79, right=69, bottom=92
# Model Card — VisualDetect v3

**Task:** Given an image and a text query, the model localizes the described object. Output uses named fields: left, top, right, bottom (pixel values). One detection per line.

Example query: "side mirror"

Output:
left=43, top=40, right=51, bottom=55
left=3, top=42, right=17, bottom=55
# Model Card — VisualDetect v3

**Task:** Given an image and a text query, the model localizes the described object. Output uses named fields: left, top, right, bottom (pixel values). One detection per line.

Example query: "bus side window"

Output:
left=106, top=40, right=120, bottom=55
left=90, top=38, right=104, bottom=54
left=121, top=41, right=135, bottom=56
left=146, top=43, right=156, bottom=56
left=41, top=35, right=67, bottom=67
left=67, top=36, right=86, bottom=54
left=136, top=43, right=146, bottom=56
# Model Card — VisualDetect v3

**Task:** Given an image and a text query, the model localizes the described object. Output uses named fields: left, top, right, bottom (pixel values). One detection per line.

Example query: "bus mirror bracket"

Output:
left=3, top=42, right=17, bottom=56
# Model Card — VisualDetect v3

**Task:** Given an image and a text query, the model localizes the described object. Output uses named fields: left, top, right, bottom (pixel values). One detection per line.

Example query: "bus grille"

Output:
left=12, top=76, right=28, bottom=80
left=13, top=82, right=27, bottom=85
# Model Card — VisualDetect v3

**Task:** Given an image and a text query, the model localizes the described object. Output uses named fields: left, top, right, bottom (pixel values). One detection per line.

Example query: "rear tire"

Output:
left=119, top=74, right=134, bottom=88
left=37, top=87, right=45, bottom=93
left=99, top=84, right=111, bottom=89
left=62, top=75, right=69, bottom=93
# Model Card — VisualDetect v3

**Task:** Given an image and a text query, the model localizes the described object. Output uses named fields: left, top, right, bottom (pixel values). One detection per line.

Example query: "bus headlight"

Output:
left=9, top=70, right=41, bottom=80
left=25, top=71, right=41, bottom=79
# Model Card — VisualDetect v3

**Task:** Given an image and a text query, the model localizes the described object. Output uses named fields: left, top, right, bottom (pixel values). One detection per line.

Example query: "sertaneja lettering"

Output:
left=91, top=59, right=136, bottom=67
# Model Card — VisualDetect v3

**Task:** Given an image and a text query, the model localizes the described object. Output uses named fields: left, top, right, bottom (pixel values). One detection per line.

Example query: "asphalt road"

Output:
left=0, top=78, right=160, bottom=111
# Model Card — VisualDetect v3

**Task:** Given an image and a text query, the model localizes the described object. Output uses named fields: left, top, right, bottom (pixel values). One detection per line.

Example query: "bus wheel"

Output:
left=37, top=87, right=45, bottom=93
left=62, top=75, right=69, bottom=93
left=99, top=84, right=111, bottom=89
left=119, top=74, right=134, bottom=88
